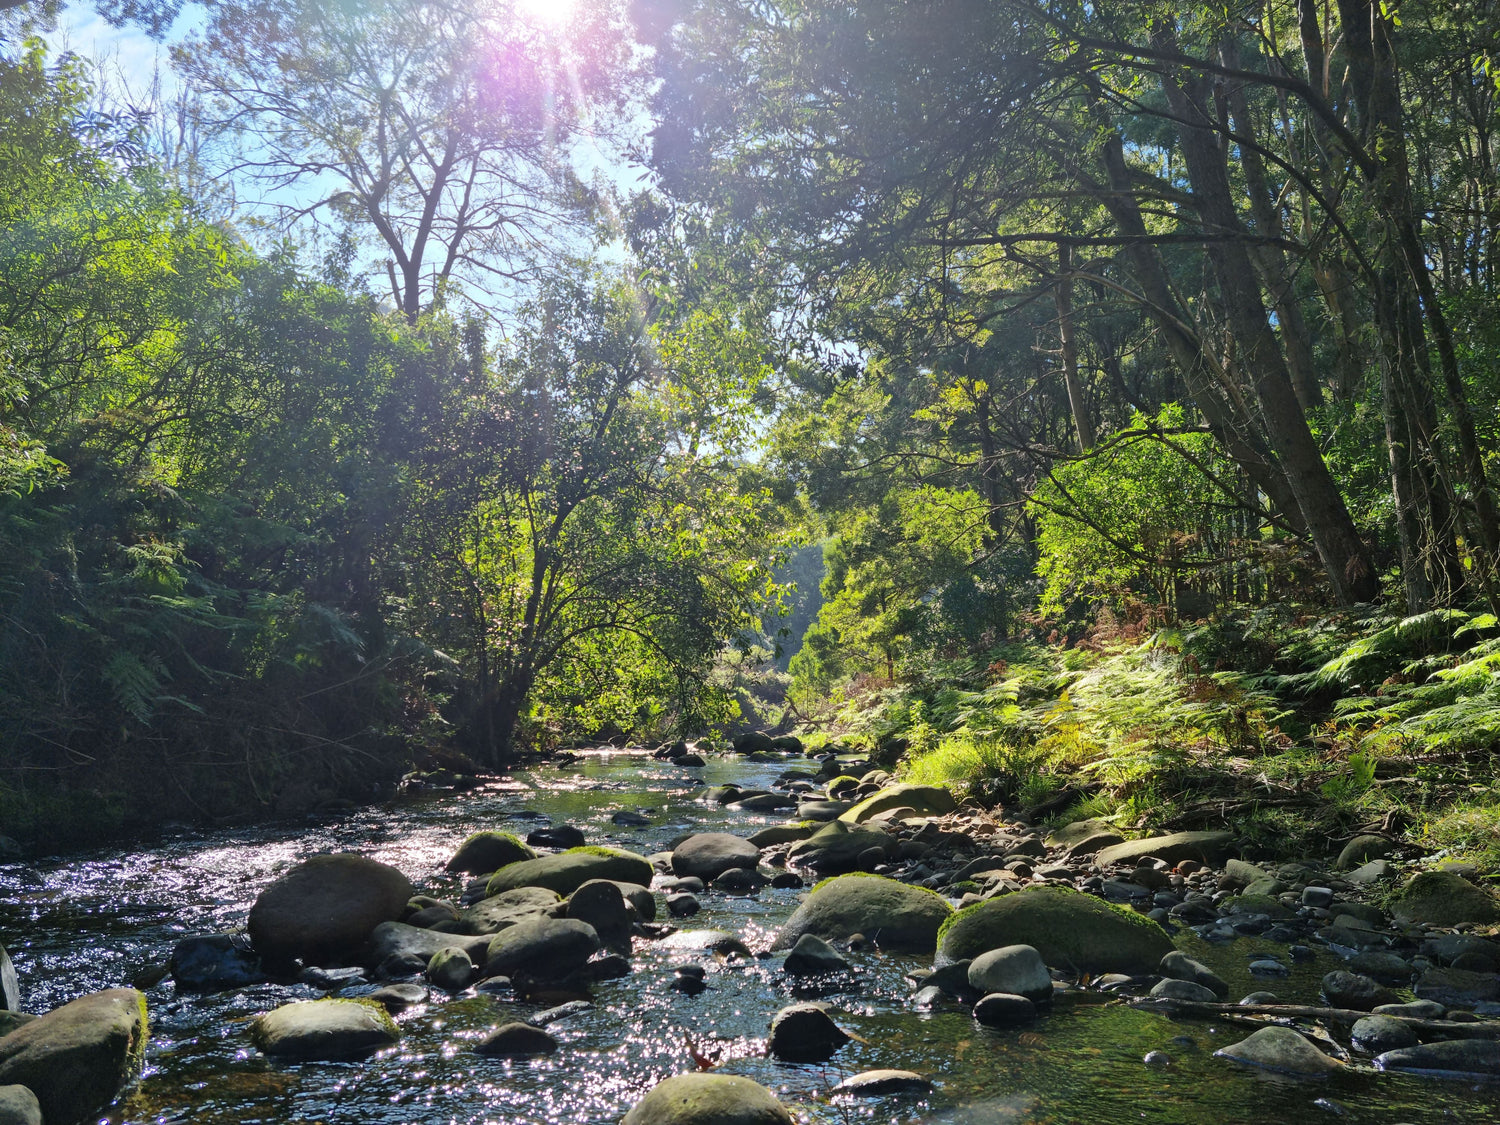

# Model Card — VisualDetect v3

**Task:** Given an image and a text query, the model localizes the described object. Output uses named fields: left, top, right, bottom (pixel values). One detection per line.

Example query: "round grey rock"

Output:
left=1351, top=1015, right=1418, bottom=1054
left=972, top=992, right=1036, bottom=1027
left=968, top=945, right=1052, bottom=1002
left=621, top=1073, right=794, bottom=1125
left=766, top=1003, right=849, bottom=1063
left=251, top=998, right=400, bottom=1062
left=671, top=833, right=761, bottom=881
left=474, top=1021, right=558, bottom=1057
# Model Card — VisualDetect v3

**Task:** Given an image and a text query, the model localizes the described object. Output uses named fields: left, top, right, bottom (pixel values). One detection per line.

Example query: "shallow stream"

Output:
left=2, top=751, right=1497, bottom=1124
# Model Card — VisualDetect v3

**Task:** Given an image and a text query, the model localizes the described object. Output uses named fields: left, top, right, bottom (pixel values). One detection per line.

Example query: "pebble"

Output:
left=1143, top=1050, right=1171, bottom=1068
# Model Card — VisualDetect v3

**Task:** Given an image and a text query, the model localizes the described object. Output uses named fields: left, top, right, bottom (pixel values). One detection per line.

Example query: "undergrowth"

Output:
left=813, top=605, right=1500, bottom=865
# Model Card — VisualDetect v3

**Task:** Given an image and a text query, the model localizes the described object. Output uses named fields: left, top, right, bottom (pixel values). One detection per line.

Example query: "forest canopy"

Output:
left=5, top=0, right=1500, bottom=845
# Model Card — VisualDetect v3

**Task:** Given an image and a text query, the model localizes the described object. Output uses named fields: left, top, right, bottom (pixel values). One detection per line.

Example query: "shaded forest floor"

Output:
left=789, top=605, right=1500, bottom=873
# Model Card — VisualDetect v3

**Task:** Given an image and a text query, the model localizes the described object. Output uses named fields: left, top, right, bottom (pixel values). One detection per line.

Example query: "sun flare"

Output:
left=515, top=0, right=577, bottom=28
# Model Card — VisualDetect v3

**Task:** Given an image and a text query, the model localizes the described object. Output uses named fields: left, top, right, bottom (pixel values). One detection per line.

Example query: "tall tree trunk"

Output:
left=1153, top=24, right=1378, bottom=603
left=1092, top=121, right=1308, bottom=537
left=1055, top=244, right=1096, bottom=450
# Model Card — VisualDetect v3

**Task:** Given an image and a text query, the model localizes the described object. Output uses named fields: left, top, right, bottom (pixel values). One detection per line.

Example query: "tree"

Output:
left=177, top=0, right=637, bottom=320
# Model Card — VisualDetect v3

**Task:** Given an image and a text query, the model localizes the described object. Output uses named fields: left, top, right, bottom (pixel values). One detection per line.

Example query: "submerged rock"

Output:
left=772, top=874, right=952, bottom=954
left=1375, top=1039, right=1500, bottom=1078
left=1350, top=1015, right=1417, bottom=1054
left=251, top=998, right=399, bottom=1062
left=473, top=1021, right=558, bottom=1057
left=765, top=1003, right=850, bottom=1062
left=0, top=989, right=148, bottom=1125
left=1213, top=1026, right=1343, bottom=1077
left=935, top=886, right=1172, bottom=974
left=621, top=1073, right=794, bottom=1125
left=1159, top=951, right=1228, bottom=998
left=169, top=932, right=265, bottom=992
left=782, top=933, right=850, bottom=976
left=972, top=992, right=1036, bottom=1027
left=248, top=853, right=413, bottom=968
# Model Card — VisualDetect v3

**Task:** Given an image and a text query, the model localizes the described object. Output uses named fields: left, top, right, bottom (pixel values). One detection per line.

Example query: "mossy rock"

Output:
left=622, top=1072, right=794, bottom=1125
left=1391, top=870, right=1500, bottom=927
left=838, top=784, right=957, bottom=824
left=772, top=873, right=952, bottom=954
left=935, top=885, right=1173, bottom=974
left=1222, top=894, right=1296, bottom=920
left=251, top=998, right=400, bottom=1062
left=484, top=847, right=652, bottom=898
left=0, top=988, right=148, bottom=1125
left=444, top=832, right=536, bottom=874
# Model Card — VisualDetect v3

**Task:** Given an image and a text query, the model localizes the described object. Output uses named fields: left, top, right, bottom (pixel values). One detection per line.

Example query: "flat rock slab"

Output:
left=839, top=784, right=957, bottom=824
left=1214, top=1026, right=1343, bottom=1077
left=832, top=1070, right=933, bottom=1096
left=935, top=886, right=1172, bottom=975
left=0, top=988, right=148, bottom=1125
left=248, top=854, right=413, bottom=968
left=622, top=1073, right=795, bottom=1125
left=1094, top=831, right=1234, bottom=869
left=251, top=999, right=400, bottom=1062
left=773, top=874, right=952, bottom=954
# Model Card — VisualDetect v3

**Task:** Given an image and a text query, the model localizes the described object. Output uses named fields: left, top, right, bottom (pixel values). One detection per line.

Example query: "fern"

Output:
left=102, top=650, right=166, bottom=723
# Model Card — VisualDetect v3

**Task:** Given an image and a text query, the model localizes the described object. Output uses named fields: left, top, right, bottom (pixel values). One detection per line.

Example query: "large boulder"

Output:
left=444, top=832, right=536, bottom=875
left=772, top=874, right=952, bottom=954
left=838, top=784, right=957, bottom=824
left=250, top=998, right=399, bottom=1062
left=621, top=1073, right=794, bottom=1125
left=248, top=854, right=413, bottom=968
left=1093, top=831, right=1234, bottom=868
left=934, top=886, right=1173, bottom=974
left=484, top=847, right=652, bottom=898
left=566, top=880, right=634, bottom=952
left=670, top=834, right=761, bottom=881
left=1390, top=870, right=1500, bottom=927
left=785, top=821, right=894, bottom=875
left=731, top=732, right=778, bottom=755
left=1374, top=1040, right=1500, bottom=1078
left=481, top=918, right=600, bottom=981
left=0, top=989, right=148, bottom=1125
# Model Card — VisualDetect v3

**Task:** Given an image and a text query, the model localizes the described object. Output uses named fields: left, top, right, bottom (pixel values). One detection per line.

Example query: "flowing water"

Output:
left=2, top=751, right=1497, bottom=1125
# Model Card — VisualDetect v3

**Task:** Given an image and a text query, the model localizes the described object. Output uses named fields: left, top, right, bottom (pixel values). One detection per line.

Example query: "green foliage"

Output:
left=1030, top=407, right=1236, bottom=613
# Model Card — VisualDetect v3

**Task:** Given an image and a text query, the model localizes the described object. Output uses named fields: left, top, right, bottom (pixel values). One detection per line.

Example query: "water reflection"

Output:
left=3, top=752, right=1498, bottom=1123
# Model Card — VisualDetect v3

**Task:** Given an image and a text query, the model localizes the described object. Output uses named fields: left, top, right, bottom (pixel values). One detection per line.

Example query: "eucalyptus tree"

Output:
left=176, top=0, right=638, bottom=320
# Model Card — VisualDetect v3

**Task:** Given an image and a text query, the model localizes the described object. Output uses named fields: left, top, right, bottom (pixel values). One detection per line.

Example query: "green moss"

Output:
left=129, top=990, right=150, bottom=1076
left=566, top=845, right=642, bottom=860
left=809, top=871, right=950, bottom=904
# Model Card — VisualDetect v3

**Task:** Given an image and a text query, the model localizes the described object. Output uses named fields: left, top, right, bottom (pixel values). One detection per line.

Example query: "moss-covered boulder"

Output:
left=444, top=832, right=536, bottom=875
left=772, top=874, right=952, bottom=954
left=1390, top=870, right=1500, bottom=927
left=731, top=732, right=777, bottom=754
left=935, top=886, right=1173, bottom=973
left=0, top=989, right=148, bottom=1125
left=1093, top=831, right=1234, bottom=868
left=747, top=823, right=816, bottom=848
left=785, top=821, right=894, bottom=874
left=621, top=1073, right=794, bottom=1125
left=485, top=847, right=652, bottom=898
left=838, top=784, right=957, bottom=824
left=248, top=853, right=413, bottom=968
left=251, top=998, right=399, bottom=1062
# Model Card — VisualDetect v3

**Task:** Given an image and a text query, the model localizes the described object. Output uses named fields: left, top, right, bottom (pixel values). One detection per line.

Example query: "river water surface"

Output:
left=2, top=751, right=1497, bottom=1124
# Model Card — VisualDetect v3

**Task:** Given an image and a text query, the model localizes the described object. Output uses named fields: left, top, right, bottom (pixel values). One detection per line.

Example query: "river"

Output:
left=2, top=750, right=1496, bottom=1124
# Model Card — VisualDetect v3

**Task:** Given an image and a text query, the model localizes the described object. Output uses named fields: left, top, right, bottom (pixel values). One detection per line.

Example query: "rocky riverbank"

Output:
left=2, top=741, right=1499, bottom=1123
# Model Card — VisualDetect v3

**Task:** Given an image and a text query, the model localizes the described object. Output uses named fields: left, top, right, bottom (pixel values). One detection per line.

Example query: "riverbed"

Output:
left=2, top=750, right=1497, bottom=1124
